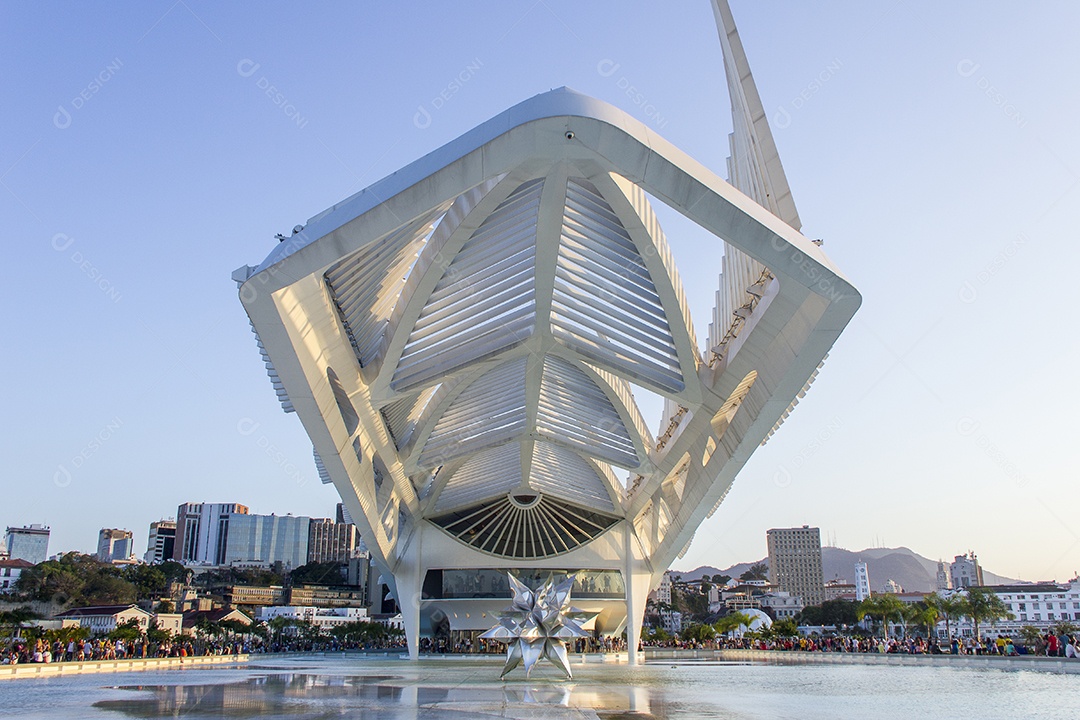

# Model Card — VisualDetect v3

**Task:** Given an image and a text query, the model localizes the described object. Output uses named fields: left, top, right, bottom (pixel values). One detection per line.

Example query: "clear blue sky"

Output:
left=2, top=2, right=1077, bottom=583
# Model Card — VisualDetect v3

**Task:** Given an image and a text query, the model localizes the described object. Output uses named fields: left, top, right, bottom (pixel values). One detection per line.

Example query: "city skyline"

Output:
left=3, top=2, right=1078, bottom=582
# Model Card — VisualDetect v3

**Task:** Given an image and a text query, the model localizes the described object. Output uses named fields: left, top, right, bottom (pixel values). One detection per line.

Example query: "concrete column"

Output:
left=624, top=528, right=645, bottom=666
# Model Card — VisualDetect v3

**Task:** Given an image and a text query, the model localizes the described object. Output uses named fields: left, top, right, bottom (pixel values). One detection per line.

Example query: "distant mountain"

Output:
left=675, top=546, right=1018, bottom=594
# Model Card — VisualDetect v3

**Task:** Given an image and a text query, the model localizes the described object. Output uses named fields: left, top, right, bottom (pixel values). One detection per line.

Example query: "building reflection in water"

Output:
left=94, top=671, right=655, bottom=718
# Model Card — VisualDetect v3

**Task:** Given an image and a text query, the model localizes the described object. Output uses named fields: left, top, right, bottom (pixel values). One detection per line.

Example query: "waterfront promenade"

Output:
left=0, top=653, right=248, bottom=680
left=646, top=647, right=1080, bottom=674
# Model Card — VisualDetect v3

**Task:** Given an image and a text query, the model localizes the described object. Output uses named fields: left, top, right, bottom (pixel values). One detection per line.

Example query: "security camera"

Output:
left=293, top=225, right=305, bottom=235
left=564, top=130, right=575, bottom=140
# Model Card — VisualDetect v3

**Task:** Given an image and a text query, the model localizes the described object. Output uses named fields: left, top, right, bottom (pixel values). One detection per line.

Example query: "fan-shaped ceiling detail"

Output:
left=392, top=179, right=543, bottom=391
left=430, top=492, right=619, bottom=559
left=551, top=178, right=683, bottom=393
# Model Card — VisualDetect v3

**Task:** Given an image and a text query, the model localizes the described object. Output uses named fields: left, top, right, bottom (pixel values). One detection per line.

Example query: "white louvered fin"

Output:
left=392, top=179, right=543, bottom=391
left=313, top=447, right=332, bottom=484
left=325, top=205, right=451, bottom=370
left=528, top=442, right=615, bottom=513
left=535, top=356, right=638, bottom=468
left=551, top=178, right=683, bottom=393
left=419, top=358, right=528, bottom=468
left=433, top=442, right=522, bottom=512
left=380, top=385, right=439, bottom=450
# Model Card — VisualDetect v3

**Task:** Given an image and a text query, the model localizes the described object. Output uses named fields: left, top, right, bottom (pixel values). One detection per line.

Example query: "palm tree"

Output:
left=939, top=595, right=964, bottom=641
left=857, top=595, right=905, bottom=639
left=912, top=601, right=940, bottom=639
left=959, top=588, right=1013, bottom=642
left=713, top=612, right=754, bottom=637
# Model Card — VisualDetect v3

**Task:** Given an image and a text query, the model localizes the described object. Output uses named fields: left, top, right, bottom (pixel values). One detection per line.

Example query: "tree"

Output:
left=1018, top=625, right=1042, bottom=650
left=798, top=599, right=859, bottom=628
left=959, top=588, right=1013, bottom=641
left=107, top=618, right=144, bottom=643
left=642, top=626, right=670, bottom=643
left=713, top=612, right=754, bottom=637
left=15, top=553, right=137, bottom=606
left=739, top=563, right=768, bottom=583
left=146, top=619, right=172, bottom=645
left=911, top=601, right=940, bottom=639
left=680, top=623, right=716, bottom=644
left=857, top=595, right=905, bottom=638
left=1050, top=620, right=1078, bottom=637
left=711, top=574, right=731, bottom=586
left=289, top=561, right=347, bottom=586
left=122, top=564, right=167, bottom=599
left=938, top=595, right=965, bottom=641
left=0, top=606, right=40, bottom=640
left=772, top=618, right=799, bottom=637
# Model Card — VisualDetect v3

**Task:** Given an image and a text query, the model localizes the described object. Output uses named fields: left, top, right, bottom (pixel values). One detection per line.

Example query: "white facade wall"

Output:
left=257, top=605, right=368, bottom=632
left=936, top=581, right=1080, bottom=638
left=854, top=562, right=871, bottom=602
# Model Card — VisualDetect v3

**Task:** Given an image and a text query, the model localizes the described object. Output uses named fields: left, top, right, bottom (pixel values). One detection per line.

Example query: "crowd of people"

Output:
left=646, top=631, right=1080, bottom=658
left=2, top=637, right=248, bottom=665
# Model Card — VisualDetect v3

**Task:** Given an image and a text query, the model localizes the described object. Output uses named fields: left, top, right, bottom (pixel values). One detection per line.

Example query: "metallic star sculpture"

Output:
left=480, top=573, right=594, bottom=679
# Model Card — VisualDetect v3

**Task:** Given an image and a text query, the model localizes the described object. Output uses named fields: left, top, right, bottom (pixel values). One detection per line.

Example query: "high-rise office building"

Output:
left=307, top=518, right=358, bottom=564
left=224, top=513, right=310, bottom=569
left=767, top=526, right=825, bottom=607
left=4, top=525, right=50, bottom=565
left=173, top=503, right=249, bottom=565
left=144, top=520, right=177, bottom=564
left=97, top=528, right=133, bottom=562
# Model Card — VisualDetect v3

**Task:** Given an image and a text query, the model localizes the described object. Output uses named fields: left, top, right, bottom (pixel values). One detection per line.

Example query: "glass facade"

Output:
left=423, top=568, right=625, bottom=600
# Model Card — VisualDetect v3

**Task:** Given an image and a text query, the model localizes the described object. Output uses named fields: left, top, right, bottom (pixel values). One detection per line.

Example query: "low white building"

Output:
left=257, top=605, right=369, bottom=632
left=55, top=604, right=154, bottom=633
left=0, top=558, right=33, bottom=593
left=759, top=592, right=804, bottom=619
left=938, top=580, right=1080, bottom=638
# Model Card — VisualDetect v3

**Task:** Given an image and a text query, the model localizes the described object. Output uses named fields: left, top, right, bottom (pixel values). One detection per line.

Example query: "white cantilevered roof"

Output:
left=238, top=85, right=859, bottom=572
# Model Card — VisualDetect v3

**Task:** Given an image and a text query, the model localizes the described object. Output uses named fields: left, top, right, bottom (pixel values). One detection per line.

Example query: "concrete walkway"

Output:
left=643, top=647, right=1080, bottom=674
left=0, top=653, right=248, bottom=680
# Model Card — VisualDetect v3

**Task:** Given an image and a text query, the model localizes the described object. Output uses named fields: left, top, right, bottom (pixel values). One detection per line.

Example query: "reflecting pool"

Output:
left=1, top=654, right=1078, bottom=719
